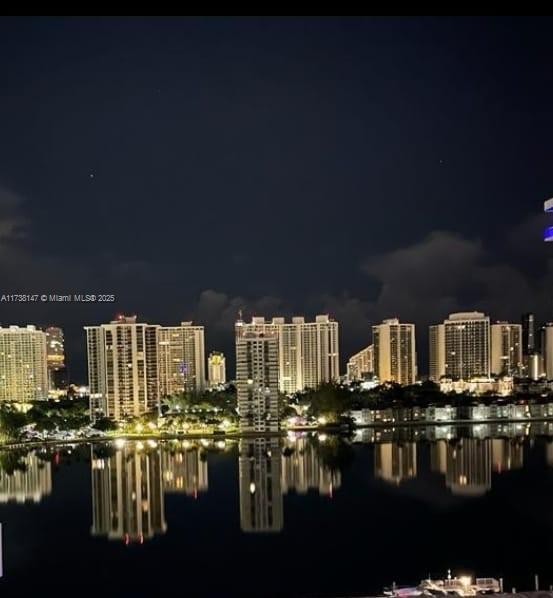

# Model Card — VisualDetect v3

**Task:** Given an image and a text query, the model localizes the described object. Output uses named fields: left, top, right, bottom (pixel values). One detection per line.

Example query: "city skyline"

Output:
left=3, top=15, right=553, bottom=597
left=5, top=307, right=553, bottom=396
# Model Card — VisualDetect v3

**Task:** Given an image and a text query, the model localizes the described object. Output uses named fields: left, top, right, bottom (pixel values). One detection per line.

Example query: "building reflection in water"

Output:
left=3, top=426, right=553, bottom=547
left=375, top=442, right=417, bottom=485
left=0, top=452, right=52, bottom=504
left=430, top=437, right=524, bottom=497
left=162, top=442, right=208, bottom=498
left=281, top=435, right=341, bottom=497
left=90, top=442, right=167, bottom=543
left=238, top=438, right=283, bottom=533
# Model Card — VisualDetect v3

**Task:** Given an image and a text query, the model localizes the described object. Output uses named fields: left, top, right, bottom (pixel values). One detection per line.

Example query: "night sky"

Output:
left=1, top=16, right=552, bottom=381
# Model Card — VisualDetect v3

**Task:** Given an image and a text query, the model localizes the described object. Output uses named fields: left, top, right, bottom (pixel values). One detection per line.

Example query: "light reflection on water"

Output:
left=1, top=424, right=553, bottom=596
left=1, top=423, right=552, bottom=537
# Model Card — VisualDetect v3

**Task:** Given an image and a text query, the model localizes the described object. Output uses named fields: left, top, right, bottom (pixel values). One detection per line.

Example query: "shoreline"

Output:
left=2, top=414, right=553, bottom=451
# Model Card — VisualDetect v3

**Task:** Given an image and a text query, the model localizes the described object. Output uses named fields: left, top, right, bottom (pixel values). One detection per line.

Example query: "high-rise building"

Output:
left=236, top=331, right=279, bottom=433
left=45, top=326, right=68, bottom=390
left=0, top=325, right=48, bottom=402
left=158, top=322, right=206, bottom=395
left=207, top=351, right=226, bottom=388
left=85, top=315, right=160, bottom=420
left=429, top=324, right=445, bottom=382
left=522, top=312, right=535, bottom=356
left=490, top=322, right=522, bottom=376
left=346, top=345, right=374, bottom=382
left=90, top=443, right=166, bottom=542
left=238, top=438, right=283, bottom=533
left=372, top=319, right=416, bottom=385
left=543, top=323, right=553, bottom=380
left=440, top=312, right=490, bottom=380
left=235, top=315, right=339, bottom=394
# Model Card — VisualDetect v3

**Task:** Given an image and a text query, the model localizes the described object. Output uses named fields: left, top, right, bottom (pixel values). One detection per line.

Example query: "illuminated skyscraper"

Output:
left=372, top=319, right=417, bottom=385
left=158, top=322, right=206, bottom=395
left=429, top=324, right=445, bottom=381
left=543, top=323, right=553, bottom=380
left=85, top=315, right=160, bottom=420
left=346, top=344, right=374, bottom=382
left=438, top=312, right=490, bottom=380
left=45, top=326, right=68, bottom=390
left=207, top=351, right=226, bottom=388
left=236, top=331, right=279, bottom=433
left=239, top=438, right=283, bottom=533
left=490, top=322, right=522, bottom=376
left=521, top=312, right=536, bottom=356
left=0, top=325, right=48, bottom=402
left=235, top=315, right=339, bottom=393
left=90, top=443, right=167, bottom=543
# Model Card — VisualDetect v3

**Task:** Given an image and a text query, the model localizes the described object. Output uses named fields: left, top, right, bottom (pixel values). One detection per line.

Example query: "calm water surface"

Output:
left=1, top=424, right=553, bottom=597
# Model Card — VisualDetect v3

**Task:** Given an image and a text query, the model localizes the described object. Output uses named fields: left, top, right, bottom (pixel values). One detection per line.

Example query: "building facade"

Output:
left=543, top=323, right=553, bottom=380
left=440, top=312, right=490, bottom=380
left=235, top=315, right=339, bottom=394
left=490, top=322, right=522, bottom=376
left=429, top=324, right=446, bottom=382
left=372, top=319, right=416, bottom=385
left=0, top=325, right=48, bottom=402
left=158, top=322, right=206, bottom=395
left=45, top=326, right=68, bottom=390
left=235, top=331, right=279, bottom=433
left=85, top=315, right=160, bottom=420
left=207, top=351, right=226, bottom=388
left=346, top=344, right=374, bottom=382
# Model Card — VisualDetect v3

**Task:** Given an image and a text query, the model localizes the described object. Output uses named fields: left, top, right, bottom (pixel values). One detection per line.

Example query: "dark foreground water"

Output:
left=1, top=423, right=553, bottom=597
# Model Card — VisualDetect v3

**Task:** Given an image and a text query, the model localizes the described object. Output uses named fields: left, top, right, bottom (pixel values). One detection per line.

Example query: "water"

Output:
left=1, top=424, right=553, bottom=597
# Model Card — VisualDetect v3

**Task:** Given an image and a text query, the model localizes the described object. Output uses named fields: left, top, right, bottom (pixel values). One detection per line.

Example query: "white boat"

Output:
left=385, top=573, right=500, bottom=598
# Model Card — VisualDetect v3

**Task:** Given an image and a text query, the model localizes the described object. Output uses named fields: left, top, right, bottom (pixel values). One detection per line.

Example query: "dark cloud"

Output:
left=0, top=185, right=29, bottom=244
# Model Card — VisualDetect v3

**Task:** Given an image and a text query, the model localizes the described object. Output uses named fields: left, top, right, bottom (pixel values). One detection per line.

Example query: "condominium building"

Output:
left=235, top=331, right=279, bottom=433
left=439, top=312, right=490, bottom=380
left=0, top=325, right=48, bottom=402
left=429, top=324, right=445, bottom=381
left=522, top=312, right=536, bottom=356
left=45, top=326, right=68, bottom=390
left=543, top=323, right=553, bottom=380
left=235, top=315, right=339, bottom=394
left=346, top=344, right=374, bottom=382
left=372, top=319, right=417, bottom=385
left=490, top=322, right=522, bottom=376
left=207, top=351, right=226, bottom=388
left=85, top=315, right=160, bottom=420
left=158, top=322, right=206, bottom=395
